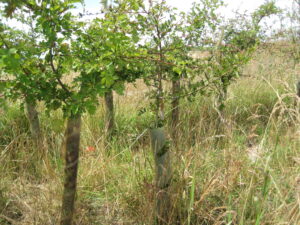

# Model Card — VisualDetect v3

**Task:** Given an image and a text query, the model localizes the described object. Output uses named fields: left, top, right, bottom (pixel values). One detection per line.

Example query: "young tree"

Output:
left=101, top=0, right=116, bottom=139
left=0, top=19, right=45, bottom=146
left=286, top=0, right=300, bottom=67
left=137, top=0, right=221, bottom=223
left=1, top=1, right=144, bottom=224
left=199, top=1, right=280, bottom=115
left=286, top=0, right=300, bottom=93
left=140, top=2, right=221, bottom=114
left=73, top=0, right=143, bottom=141
left=137, top=2, right=183, bottom=222
left=2, top=1, right=84, bottom=223
left=1, top=1, right=92, bottom=224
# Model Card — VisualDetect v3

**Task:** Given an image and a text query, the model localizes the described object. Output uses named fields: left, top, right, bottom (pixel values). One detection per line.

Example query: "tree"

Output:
left=138, top=0, right=222, bottom=129
left=101, top=0, right=116, bottom=140
left=73, top=0, right=144, bottom=141
left=137, top=1, right=184, bottom=222
left=286, top=0, right=300, bottom=93
left=1, top=0, right=144, bottom=224
left=137, top=0, right=221, bottom=223
left=212, top=1, right=279, bottom=112
left=292, top=0, right=300, bottom=54
left=0, top=15, right=46, bottom=147
left=1, top=1, right=93, bottom=224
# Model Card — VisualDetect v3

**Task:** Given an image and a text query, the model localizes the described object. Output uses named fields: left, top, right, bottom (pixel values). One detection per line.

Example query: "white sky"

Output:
left=80, top=0, right=292, bottom=15
left=1, top=0, right=294, bottom=33
left=77, top=0, right=293, bottom=32
left=171, top=0, right=291, bottom=13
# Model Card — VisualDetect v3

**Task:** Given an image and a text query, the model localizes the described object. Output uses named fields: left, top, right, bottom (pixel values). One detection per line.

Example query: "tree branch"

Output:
left=48, top=47, right=71, bottom=95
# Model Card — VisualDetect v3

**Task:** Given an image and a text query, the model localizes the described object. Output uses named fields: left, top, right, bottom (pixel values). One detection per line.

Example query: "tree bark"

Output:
left=150, top=128, right=172, bottom=225
left=155, top=76, right=165, bottom=124
left=171, top=79, right=180, bottom=139
left=104, top=90, right=115, bottom=139
left=218, top=76, right=228, bottom=111
left=215, top=77, right=228, bottom=142
left=25, top=100, right=43, bottom=146
left=60, top=114, right=81, bottom=225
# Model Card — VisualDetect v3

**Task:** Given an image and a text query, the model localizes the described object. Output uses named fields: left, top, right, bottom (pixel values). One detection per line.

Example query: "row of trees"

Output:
left=0, top=0, right=278, bottom=224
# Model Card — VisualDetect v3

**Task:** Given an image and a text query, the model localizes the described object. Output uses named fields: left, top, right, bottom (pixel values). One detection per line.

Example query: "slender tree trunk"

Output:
left=215, top=77, right=228, bottom=143
left=171, top=79, right=180, bottom=139
left=150, top=127, right=172, bottom=225
left=104, top=90, right=114, bottom=139
left=25, top=100, right=43, bottom=146
left=297, top=80, right=300, bottom=97
left=155, top=76, right=165, bottom=124
left=216, top=77, right=228, bottom=124
left=60, top=114, right=81, bottom=225
left=151, top=31, right=172, bottom=224
left=155, top=37, right=165, bottom=125
left=218, top=76, right=228, bottom=111
left=215, top=29, right=226, bottom=115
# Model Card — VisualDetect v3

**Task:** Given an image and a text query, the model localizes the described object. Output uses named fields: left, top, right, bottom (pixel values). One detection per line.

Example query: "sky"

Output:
left=79, top=0, right=292, bottom=15
left=1, top=0, right=294, bottom=34
left=76, top=0, right=293, bottom=33
left=171, top=0, right=291, bottom=13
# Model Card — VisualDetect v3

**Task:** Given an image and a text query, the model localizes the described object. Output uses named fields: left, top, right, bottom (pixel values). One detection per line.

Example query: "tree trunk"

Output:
left=25, top=100, right=42, bottom=146
left=171, top=79, right=180, bottom=139
left=216, top=76, right=228, bottom=124
left=150, top=128, right=172, bottom=225
left=297, top=80, right=300, bottom=97
left=60, top=114, right=81, bottom=225
left=104, top=90, right=114, bottom=139
left=218, top=76, right=228, bottom=112
left=154, top=72, right=165, bottom=129
left=215, top=78, right=228, bottom=143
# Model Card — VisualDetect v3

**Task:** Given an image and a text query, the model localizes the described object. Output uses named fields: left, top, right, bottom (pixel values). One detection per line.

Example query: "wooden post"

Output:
left=150, top=128, right=172, bottom=225
left=104, top=90, right=115, bottom=140
left=61, top=114, right=81, bottom=225
left=25, top=100, right=43, bottom=147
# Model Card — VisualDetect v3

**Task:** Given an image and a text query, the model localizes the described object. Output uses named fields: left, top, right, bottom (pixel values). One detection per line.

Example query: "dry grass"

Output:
left=0, top=43, right=300, bottom=225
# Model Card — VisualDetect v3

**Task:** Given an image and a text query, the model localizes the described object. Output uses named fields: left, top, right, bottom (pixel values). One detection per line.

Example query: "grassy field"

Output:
left=0, top=43, right=299, bottom=225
